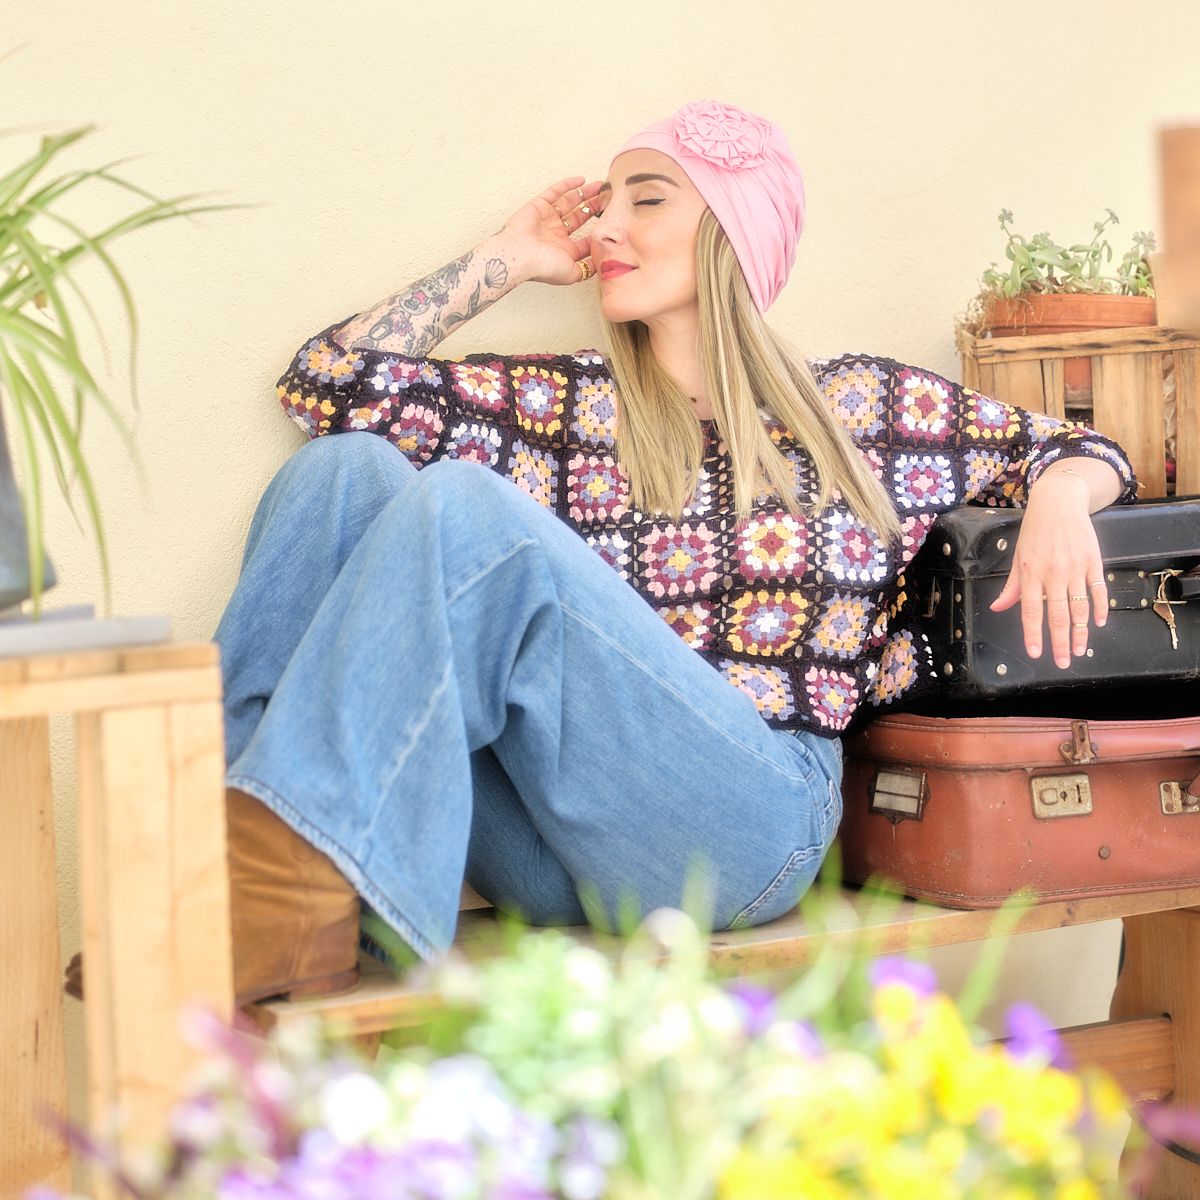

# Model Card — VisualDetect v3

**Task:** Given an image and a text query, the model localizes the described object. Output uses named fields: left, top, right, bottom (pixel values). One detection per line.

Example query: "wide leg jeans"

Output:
left=215, top=433, right=843, bottom=962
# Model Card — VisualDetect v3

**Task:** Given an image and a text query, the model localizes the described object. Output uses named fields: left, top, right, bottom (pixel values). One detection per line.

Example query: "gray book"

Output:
left=0, top=606, right=172, bottom=658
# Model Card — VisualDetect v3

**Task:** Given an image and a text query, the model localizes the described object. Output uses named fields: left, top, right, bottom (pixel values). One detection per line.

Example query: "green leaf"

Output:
left=3, top=348, right=71, bottom=505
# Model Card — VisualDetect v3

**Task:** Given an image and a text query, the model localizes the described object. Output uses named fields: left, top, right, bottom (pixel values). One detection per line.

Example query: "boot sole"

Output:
left=235, top=965, right=361, bottom=1009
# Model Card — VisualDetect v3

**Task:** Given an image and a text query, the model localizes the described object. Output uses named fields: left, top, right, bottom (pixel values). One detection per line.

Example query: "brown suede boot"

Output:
left=64, top=789, right=361, bottom=1008
left=227, top=787, right=362, bottom=1007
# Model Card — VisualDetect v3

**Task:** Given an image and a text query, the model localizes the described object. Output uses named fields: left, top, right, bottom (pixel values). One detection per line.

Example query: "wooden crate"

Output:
left=955, top=324, right=1200, bottom=499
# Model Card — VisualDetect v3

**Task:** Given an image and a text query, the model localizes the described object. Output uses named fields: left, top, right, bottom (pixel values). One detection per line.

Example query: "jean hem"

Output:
left=225, top=770, right=439, bottom=963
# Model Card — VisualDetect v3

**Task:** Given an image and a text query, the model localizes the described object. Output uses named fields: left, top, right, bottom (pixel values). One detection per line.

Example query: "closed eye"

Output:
left=634, top=199, right=663, bottom=206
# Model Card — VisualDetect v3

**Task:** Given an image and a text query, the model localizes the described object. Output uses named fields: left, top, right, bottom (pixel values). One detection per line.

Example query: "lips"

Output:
left=600, top=262, right=635, bottom=279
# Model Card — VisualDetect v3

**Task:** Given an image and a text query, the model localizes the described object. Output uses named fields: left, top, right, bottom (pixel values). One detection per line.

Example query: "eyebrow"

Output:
left=598, top=173, right=680, bottom=192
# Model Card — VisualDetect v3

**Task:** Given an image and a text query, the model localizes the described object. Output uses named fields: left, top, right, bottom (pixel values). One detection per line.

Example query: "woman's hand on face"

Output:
left=989, top=475, right=1109, bottom=669
left=499, top=176, right=608, bottom=287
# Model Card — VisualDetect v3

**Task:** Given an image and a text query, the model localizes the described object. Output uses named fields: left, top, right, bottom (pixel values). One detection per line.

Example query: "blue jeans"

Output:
left=215, top=433, right=843, bottom=962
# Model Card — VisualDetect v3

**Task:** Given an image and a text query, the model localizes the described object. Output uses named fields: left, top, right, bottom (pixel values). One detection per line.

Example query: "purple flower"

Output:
left=870, top=957, right=937, bottom=997
left=1004, top=1001, right=1071, bottom=1070
left=726, top=981, right=777, bottom=1036
left=216, top=1166, right=292, bottom=1200
left=785, top=1020, right=824, bottom=1059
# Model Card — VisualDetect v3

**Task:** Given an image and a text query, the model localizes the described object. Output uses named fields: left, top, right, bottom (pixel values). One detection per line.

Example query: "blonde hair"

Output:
left=600, top=208, right=901, bottom=542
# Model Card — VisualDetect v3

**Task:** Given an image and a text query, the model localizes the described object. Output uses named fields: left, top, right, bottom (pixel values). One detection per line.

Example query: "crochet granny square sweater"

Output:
left=276, top=320, right=1137, bottom=738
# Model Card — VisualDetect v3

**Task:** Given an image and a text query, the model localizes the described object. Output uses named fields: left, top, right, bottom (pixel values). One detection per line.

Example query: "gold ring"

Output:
left=579, top=204, right=592, bottom=217
left=1069, top=594, right=1088, bottom=602
left=561, top=215, right=572, bottom=230
left=1072, top=621, right=1089, bottom=628
left=576, top=186, right=586, bottom=202
left=1089, top=580, right=1105, bottom=589
left=578, top=259, right=593, bottom=281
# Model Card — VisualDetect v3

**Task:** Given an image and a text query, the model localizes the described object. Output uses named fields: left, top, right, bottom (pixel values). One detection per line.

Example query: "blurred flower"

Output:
left=35, top=918, right=1150, bottom=1200
left=1006, top=1000, right=1071, bottom=1070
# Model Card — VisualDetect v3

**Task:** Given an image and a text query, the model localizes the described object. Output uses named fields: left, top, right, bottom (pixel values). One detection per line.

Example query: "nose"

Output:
left=591, top=192, right=624, bottom=243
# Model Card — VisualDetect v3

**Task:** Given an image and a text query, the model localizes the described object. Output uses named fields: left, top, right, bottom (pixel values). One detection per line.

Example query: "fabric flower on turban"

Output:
left=672, top=100, right=772, bottom=170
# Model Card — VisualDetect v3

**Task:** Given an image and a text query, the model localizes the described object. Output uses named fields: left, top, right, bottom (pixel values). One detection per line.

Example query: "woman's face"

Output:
left=591, top=148, right=710, bottom=326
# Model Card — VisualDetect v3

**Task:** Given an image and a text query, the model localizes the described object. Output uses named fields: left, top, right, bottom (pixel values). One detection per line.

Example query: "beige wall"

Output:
left=6, top=0, right=1198, bottom=1126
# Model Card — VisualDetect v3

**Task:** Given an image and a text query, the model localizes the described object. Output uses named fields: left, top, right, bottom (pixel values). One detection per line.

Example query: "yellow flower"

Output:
left=718, top=1149, right=848, bottom=1200
left=924, top=1126, right=968, bottom=1173
left=1055, top=1179, right=1102, bottom=1200
left=996, top=1067, right=1084, bottom=1159
left=864, top=1142, right=954, bottom=1200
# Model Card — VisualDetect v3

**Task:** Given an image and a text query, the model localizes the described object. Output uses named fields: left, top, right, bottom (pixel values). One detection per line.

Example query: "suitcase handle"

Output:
left=1165, top=570, right=1200, bottom=601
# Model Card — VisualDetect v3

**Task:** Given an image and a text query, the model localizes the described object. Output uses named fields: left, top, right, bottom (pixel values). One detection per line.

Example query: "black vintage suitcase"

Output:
left=907, top=496, right=1200, bottom=699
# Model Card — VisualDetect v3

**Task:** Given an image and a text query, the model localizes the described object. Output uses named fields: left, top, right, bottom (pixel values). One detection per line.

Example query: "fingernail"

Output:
left=1057, top=656, right=1070, bottom=669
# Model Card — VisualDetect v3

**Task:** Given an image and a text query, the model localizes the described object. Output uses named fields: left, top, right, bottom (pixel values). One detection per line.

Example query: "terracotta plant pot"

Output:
left=980, top=292, right=1157, bottom=406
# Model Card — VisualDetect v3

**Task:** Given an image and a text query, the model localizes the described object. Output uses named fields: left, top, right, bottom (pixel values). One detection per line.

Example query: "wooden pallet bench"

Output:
left=256, top=886, right=1194, bottom=1114
left=7, top=642, right=1199, bottom=1197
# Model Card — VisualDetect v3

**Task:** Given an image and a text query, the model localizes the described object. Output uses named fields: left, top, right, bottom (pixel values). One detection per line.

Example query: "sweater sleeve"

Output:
left=275, top=318, right=604, bottom=498
left=884, top=360, right=1139, bottom=509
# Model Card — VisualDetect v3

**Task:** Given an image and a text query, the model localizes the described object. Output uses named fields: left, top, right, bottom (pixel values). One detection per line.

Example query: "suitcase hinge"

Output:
left=1031, top=773, right=1093, bottom=819
left=868, top=767, right=929, bottom=825
left=1160, top=781, right=1200, bottom=815
left=1059, top=720, right=1099, bottom=766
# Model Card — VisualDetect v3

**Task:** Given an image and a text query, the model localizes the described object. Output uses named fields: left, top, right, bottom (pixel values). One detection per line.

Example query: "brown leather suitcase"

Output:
left=839, top=711, right=1200, bottom=908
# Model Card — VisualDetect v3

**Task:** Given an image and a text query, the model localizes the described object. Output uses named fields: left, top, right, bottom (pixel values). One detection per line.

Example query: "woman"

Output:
left=216, top=100, right=1136, bottom=1007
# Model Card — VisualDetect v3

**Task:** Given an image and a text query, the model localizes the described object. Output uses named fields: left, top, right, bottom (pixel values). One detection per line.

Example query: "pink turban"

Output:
left=611, top=99, right=807, bottom=314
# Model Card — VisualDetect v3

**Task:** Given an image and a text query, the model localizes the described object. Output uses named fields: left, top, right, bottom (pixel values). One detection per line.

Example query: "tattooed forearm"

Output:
left=333, top=234, right=527, bottom=357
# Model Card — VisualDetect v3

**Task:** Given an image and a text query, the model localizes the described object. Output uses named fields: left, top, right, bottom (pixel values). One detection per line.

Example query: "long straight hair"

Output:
left=600, top=209, right=901, bottom=542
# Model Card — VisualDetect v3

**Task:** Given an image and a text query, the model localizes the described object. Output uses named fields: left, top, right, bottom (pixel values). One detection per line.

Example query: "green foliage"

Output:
left=977, top=208, right=1157, bottom=301
left=0, top=115, right=242, bottom=612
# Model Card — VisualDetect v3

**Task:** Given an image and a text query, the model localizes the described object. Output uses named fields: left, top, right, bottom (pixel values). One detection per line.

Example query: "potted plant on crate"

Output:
left=0, top=119, right=229, bottom=618
left=961, top=208, right=1157, bottom=406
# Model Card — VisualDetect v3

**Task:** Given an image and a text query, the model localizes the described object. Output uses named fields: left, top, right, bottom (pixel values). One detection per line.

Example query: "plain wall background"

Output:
left=5, top=0, right=1198, bottom=1128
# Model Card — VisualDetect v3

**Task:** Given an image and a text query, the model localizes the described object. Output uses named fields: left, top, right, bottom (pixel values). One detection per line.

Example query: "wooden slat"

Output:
left=1175, top=349, right=1200, bottom=495
left=967, top=325, right=1200, bottom=365
left=1051, top=1016, right=1174, bottom=1105
left=1094, top=350, right=1167, bottom=497
left=0, top=717, right=71, bottom=1198
left=76, top=712, right=118, bottom=1200
left=1, top=643, right=217, bottom=686
left=258, top=885, right=1200, bottom=1036
left=0, top=664, right=222, bottom=720
left=1112, top=908, right=1200, bottom=1197
left=81, top=707, right=186, bottom=1163
left=167, top=702, right=235, bottom=1028
left=1039, top=355, right=1066, bottom=419
left=989, top=356, right=1050, bottom=414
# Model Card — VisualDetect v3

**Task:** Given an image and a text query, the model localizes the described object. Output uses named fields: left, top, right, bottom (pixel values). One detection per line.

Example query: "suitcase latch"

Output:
left=868, top=767, right=929, bottom=824
left=1160, top=782, right=1200, bottom=815
left=921, top=577, right=942, bottom=620
left=1030, top=774, right=1093, bottom=819
left=1059, top=720, right=1099, bottom=766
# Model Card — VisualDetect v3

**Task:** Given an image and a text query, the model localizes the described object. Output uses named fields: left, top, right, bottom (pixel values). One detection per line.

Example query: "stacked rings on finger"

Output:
left=578, top=260, right=593, bottom=281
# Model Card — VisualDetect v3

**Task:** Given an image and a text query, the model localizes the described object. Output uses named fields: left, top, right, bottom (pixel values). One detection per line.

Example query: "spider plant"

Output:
left=0, top=121, right=234, bottom=615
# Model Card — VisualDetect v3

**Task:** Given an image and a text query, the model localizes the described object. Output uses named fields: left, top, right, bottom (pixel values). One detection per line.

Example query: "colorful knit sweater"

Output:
left=276, top=319, right=1138, bottom=738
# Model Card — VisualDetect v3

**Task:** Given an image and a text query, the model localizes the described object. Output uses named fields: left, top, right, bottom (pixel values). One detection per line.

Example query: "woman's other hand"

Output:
left=989, top=461, right=1120, bottom=668
left=500, top=175, right=608, bottom=287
